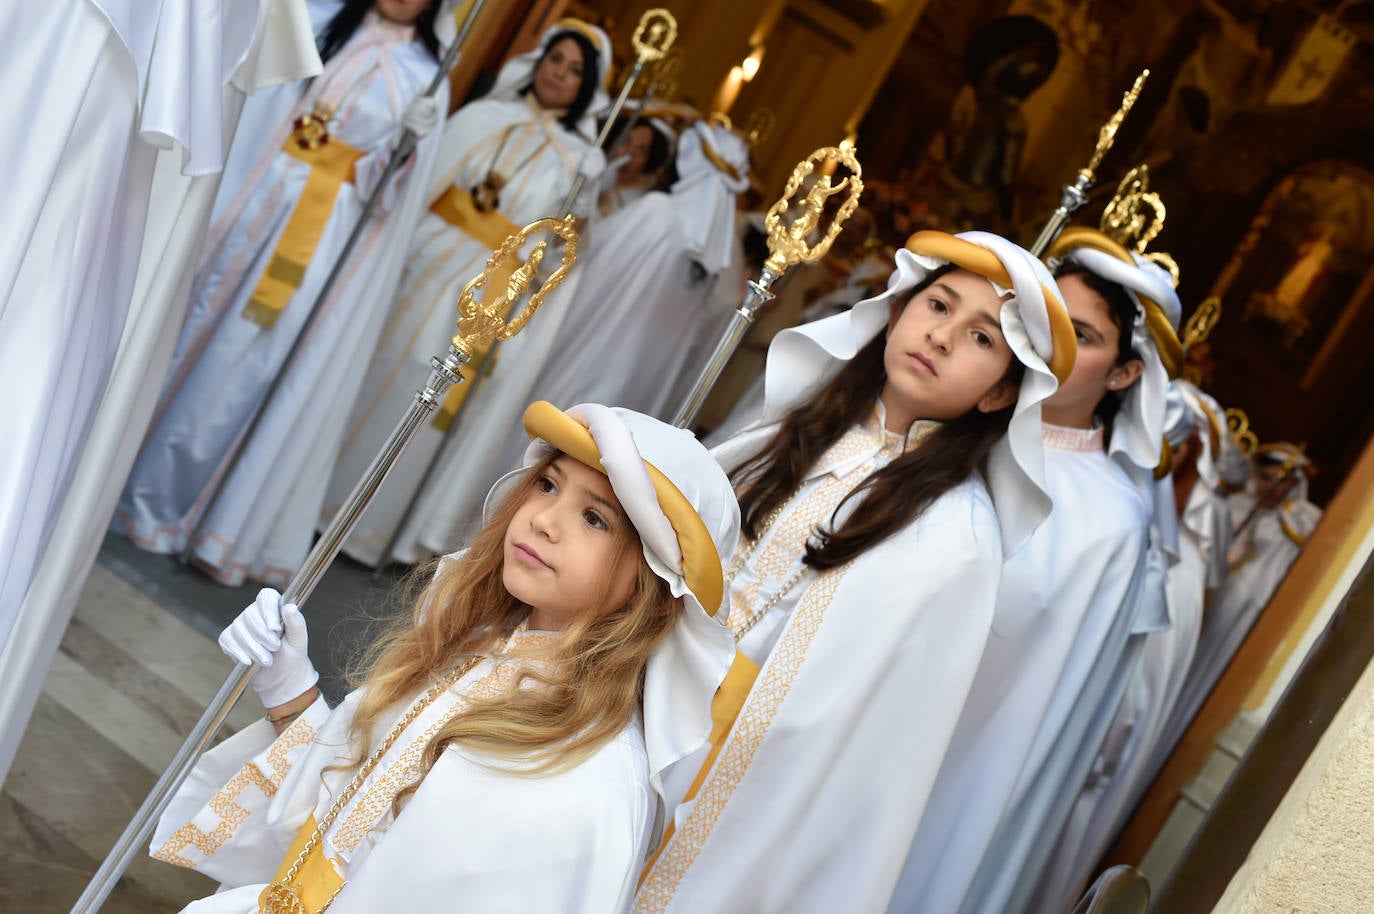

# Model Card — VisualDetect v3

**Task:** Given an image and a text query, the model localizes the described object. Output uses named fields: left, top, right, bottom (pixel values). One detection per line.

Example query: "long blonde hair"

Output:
left=346, top=452, right=681, bottom=794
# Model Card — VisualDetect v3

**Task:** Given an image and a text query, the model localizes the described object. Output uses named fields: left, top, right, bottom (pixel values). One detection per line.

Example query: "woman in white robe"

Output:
left=151, top=402, right=741, bottom=914
left=113, top=0, right=448, bottom=586
left=634, top=231, right=1077, bottom=914
left=326, top=20, right=612, bottom=567
left=896, top=228, right=1183, bottom=914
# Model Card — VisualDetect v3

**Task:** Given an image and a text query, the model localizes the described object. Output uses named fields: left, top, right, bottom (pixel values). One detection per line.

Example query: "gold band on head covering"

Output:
left=699, top=140, right=742, bottom=182
left=1047, top=227, right=1186, bottom=379
left=905, top=231, right=1077, bottom=384
left=522, top=401, right=725, bottom=615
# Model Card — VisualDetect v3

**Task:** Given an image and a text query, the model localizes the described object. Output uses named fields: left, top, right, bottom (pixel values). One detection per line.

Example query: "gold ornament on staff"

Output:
left=743, top=108, right=776, bottom=149
left=1183, top=295, right=1223, bottom=348
left=670, top=142, right=865, bottom=428
left=1226, top=407, right=1259, bottom=455
left=1100, top=165, right=1179, bottom=287
left=633, top=8, right=677, bottom=62
left=762, top=142, right=866, bottom=274
left=1029, top=69, right=1150, bottom=256
left=450, top=215, right=580, bottom=357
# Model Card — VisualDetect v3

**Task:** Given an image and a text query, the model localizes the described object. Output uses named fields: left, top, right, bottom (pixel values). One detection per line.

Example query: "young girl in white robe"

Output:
left=326, top=20, right=612, bottom=567
left=633, top=231, right=1077, bottom=914
left=113, top=0, right=447, bottom=586
left=150, top=402, right=740, bottom=914
left=892, top=228, right=1184, bottom=914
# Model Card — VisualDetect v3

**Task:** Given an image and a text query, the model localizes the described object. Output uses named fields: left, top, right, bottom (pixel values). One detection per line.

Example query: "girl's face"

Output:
left=619, top=125, right=655, bottom=183
left=1045, top=274, right=1143, bottom=425
left=503, top=456, right=639, bottom=630
left=373, top=0, right=430, bottom=25
left=882, top=268, right=1019, bottom=428
left=532, top=38, right=587, bottom=111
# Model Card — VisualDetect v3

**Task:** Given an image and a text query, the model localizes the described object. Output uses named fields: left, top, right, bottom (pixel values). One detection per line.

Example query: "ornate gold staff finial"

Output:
left=743, top=108, right=776, bottom=149
left=451, top=215, right=580, bottom=356
left=1084, top=69, right=1149, bottom=180
left=1226, top=407, right=1259, bottom=455
left=1029, top=70, right=1149, bottom=256
left=762, top=142, right=866, bottom=275
left=1182, top=295, right=1222, bottom=349
left=633, top=8, right=678, bottom=63
left=1100, top=164, right=1180, bottom=287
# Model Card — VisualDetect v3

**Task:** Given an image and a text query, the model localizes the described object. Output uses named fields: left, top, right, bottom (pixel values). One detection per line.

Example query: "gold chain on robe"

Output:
left=242, top=138, right=366, bottom=328
left=426, top=186, right=523, bottom=431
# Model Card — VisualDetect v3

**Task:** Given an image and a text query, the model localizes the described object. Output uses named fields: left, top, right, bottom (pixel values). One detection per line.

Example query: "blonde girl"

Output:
left=150, top=403, right=738, bottom=914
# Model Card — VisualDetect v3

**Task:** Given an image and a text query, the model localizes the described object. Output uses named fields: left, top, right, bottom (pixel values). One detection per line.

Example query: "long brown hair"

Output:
left=344, top=452, right=681, bottom=796
left=733, top=271, right=1022, bottom=570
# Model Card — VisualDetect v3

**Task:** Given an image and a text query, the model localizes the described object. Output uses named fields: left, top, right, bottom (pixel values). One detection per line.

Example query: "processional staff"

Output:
left=1027, top=69, right=1149, bottom=258
left=181, top=0, right=492, bottom=563
left=369, top=8, right=678, bottom=575
left=70, top=216, right=581, bottom=914
left=669, top=142, right=865, bottom=429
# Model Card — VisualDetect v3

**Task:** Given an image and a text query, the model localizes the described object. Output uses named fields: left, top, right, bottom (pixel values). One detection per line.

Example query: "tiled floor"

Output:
left=0, top=542, right=399, bottom=913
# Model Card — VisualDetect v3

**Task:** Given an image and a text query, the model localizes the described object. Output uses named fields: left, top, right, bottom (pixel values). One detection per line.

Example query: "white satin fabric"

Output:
left=0, top=0, right=319, bottom=780
left=114, top=7, right=445, bottom=587
left=153, top=631, right=651, bottom=913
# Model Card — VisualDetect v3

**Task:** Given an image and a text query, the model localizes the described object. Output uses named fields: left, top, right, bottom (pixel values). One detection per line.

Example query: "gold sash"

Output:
left=259, top=814, right=345, bottom=914
left=427, top=186, right=522, bottom=432
left=638, top=649, right=760, bottom=885
left=243, top=138, right=365, bottom=329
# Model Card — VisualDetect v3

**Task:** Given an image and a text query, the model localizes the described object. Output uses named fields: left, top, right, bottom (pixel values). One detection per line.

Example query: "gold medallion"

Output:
left=293, top=101, right=336, bottom=151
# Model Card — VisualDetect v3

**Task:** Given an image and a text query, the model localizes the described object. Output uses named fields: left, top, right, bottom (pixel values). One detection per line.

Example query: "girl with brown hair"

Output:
left=634, top=231, right=1076, bottom=914
left=149, top=403, right=739, bottom=914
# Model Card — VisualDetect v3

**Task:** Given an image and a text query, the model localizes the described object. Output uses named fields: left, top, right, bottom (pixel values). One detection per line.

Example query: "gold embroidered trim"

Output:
left=152, top=718, right=320, bottom=869
left=1041, top=421, right=1105, bottom=453
left=328, top=661, right=520, bottom=853
left=634, top=559, right=856, bottom=912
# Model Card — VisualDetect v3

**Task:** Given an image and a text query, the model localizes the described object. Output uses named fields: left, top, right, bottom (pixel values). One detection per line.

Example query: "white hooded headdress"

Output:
left=757, top=229, right=1076, bottom=556
left=486, top=20, right=614, bottom=136
left=484, top=401, right=739, bottom=808
left=1046, top=227, right=1185, bottom=476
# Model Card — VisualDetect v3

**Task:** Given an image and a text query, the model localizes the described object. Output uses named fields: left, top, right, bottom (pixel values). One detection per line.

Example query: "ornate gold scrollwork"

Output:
left=633, top=9, right=678, bottom=63
left=451, top=215, right=580, bottom=356
left=1084, top=70, right=1149, bottom=180
left=1183, top=295, right=1223, bottom=348
left=1226, top=407, right=1259, bottom=454
left=762, top=142, right=865, bottom=275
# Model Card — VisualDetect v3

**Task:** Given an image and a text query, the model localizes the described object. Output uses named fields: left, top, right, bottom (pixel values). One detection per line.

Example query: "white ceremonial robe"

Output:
left=0, top=0, right=260, bottom=636
left=1169, top=492, right=1321, bottom=742
left=634, top=403, right=1003, bottom=914
left=151, top=629, right=651, bottom=913
left=326, top=96, right=604, bottom=566
left=522, top=191, right=737, bottom=422
left=890, top=423, right=1152, bottom=914
left=114, top=7, right=446, bottom=587
left=0, top=0, right=319, bottom=781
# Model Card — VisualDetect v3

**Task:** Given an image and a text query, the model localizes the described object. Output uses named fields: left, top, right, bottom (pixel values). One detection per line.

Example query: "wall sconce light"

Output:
left=741, top=45, right=765, bottom=82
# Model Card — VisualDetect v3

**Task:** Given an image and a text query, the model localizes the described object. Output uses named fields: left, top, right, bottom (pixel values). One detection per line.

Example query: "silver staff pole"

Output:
left=1027, top=69, right=1149, bottom=258
left=180, top=0, right=489, bottom=563
left=368, top=8, right=678, bottom=574
left=671, top=142, right=865, bottom=429
left=71, top=216, right=580, bottom=914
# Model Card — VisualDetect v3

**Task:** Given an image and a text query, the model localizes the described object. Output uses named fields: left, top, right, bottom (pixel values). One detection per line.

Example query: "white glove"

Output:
left=219, top=588, right=320, bottom=708
left=400, top=95, right=440, bottom=140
